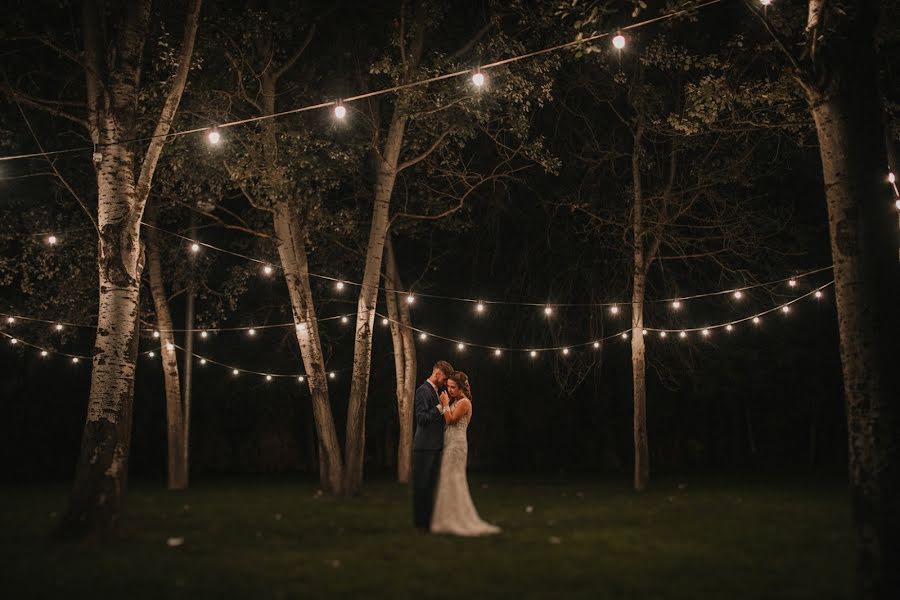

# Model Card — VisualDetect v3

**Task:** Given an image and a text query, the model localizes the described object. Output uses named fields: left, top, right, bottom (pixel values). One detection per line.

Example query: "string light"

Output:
left=788, top=279, right=797, bottom=287
left=406, top=294, right=415, bottom=304
left=6, top=317, right=14, bottom=324
left=10, top=338, right=17, bottom=345
left=610, top=305, right=619, bottom=315
left=612, top=33, right=626, bottom=49
left=148, top=351, right=155, bottom=358
left=457, top=342, right=465, bottom=351
left=166, top=342, right=175, bottom=351
left=206, top=127, right=221, bottom=145
left=71, top=357, right=79, bottom=363
left=726, top=324, right=733, bottom=332
left=190, top=243, right=200, bottom=253
left=701, top=329, right=710, bottom=337
left=40, top=350, right=48, bottom=357
left=733, top=290, right=743, bottom=300
left=153, top=331, right=160, bottom=338
left=341, top=316, right=349, bottom=324
left=471, top=69, right=486, bottom=87
left=530, top=350, right=537, bottom=358
left=759, top=0, right=773, bottom=5
left=333, top=102, right=347, bottom=119
left=248, top=328, right=256, bottom=336
left=262, top=264, right=274, bottom=276
left=200, top=358, right=207, bottom=365
left=814, top=290, right=823, bottom=299
left=329, top=372, right=336, bottom=379
left=671, top=300, right=682, bottom=310
left=232, top=369, right=239, bottom=375
left=781, top=305, right=791, bottom=314
left=382, top=318, right=389, bottom=326
left=594, top=341, right=601, bottom=348
left=660, top=331, right=667, bottom=338
left=753, top=316, right=761, bottom=325
left=494, top=348, right=502, bottom=357
left=642, top=329, right=648, bottom=336
left=419, top=332, right=427, bottom=341
left=679, top=331, right=687, bottom=338
left=621, top=333, right=628, bottom=340
left=889, top=172, right=896, bottom=184
left=266, top=375, right=272, bottom=382
left=298, top=376, right=305, bottom=382
left=47, top=235, right=58, bottom=245
left=476, top=302, right=485, bottom=313
left=335, top=281, right=345, bottom=291
left=562, top=348, right=570, bottom=356
left=55, top=323, right=63, bottom=331
left=544, top=306, right=553, bottom=316
left=200, top=331, right=208, bottom=338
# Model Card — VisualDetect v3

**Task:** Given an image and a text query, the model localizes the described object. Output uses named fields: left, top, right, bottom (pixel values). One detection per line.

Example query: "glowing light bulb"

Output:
left=40, top=350, right=48, bottom=357
left=200, top=358, right=207, bottom=365
left=166, top=342, right=175, bottom=351
left=562, top=348, right=570, bottom=356
left=153, top=331, right=160, bottom=338
left=610, top=305, right=619, bottom=315
left=471, top=71, right=486, bottom=87
left=671, top=300, right=681, bottom=310
left=530, top=350, right=537, bottom=358
left=660, top=331, right=667, bottom=338
left=7, top=317, right=15, bottom=324
left=341, top=316, right=349, bottom=324
left=733, top=290, right=743, bottom=300
left=148, top=351, right=155, bottom=358
left=329, top=372, right=336, bottom=379
left=788, top=279, right=797, bottom=287
left=72, top=357, right=79, bottom=363
left=782, top=305, right=791, bottom=314
left=190, top=243, right=200, bottom=253
left=702, top=329, right=710, bottom=337
left=232, top=369, right=239, bottom=375
left=457, top=342, right=465, bottom=351
left=593, top=341, right=601, bottom=348
left=265, top=375, right=272, bottom=382
left=207, top=127, right=221, bottom=145
left=382, top=318, right=389, bottom=326
left=55, top=324, right=63, bottom=331
left=612, top=33, right=626, bottom=50
left=726, top=324, right=734, bottom=332
left=895, top=198, right=900, bottom=210
left=679, top=331, right=687, bottom=338
left=642, top=329, right=647, bottom=336
left=621, top=333, right=629, bottom=340
left=248, top=328, right=256, bottom=336
left=544, top=306, right=553, bottom=316
left=814, top=290, right=823, bottom=299
left=335, top=281, right=344, bottom=291
left=298, top=376, right=305, bottom=383
left=760, top=0, right=772, bottom=5
left=200, top=331, right=208, bottom=339
left=262, top=264, right=273, bottom=276
left=334, top=104, right=346, bottom=119
left=419, top=332, right=427, bottom=341
left=753, top=316, right=761, bottom=325
left=10, top=338, right=18, bottom=345
left=476, top=302, right=485, bottom=313
left=47, top=235, right=58, bottom=245
left=494, top=349, right=502, bottom=357
left=406, top=294, right=415, bottom=304
left=889, top=172, right=896, bottom=184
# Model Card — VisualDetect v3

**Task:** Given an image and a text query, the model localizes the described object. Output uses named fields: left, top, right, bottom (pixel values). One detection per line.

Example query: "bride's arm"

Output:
left=442, top=399, right=470, bottom=425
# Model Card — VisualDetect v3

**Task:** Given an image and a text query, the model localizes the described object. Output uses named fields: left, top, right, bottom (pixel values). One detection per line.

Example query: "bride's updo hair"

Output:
left=448, top=371, right=472, bottom=400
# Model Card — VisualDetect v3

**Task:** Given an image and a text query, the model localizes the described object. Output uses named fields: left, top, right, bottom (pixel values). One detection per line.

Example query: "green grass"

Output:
left=0, top=476, right=854, bottom=599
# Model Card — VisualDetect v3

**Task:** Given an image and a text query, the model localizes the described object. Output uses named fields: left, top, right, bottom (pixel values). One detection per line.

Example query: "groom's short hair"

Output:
left=433, top=360, right=453, bottom=376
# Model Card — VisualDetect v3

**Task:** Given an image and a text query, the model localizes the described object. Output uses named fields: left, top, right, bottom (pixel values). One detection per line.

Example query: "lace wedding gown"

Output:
left=430, top=406, right=501, bottom=536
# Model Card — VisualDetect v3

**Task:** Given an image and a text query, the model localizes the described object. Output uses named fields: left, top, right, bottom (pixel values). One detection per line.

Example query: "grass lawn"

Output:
left=0, top=475, right=854, bottom=599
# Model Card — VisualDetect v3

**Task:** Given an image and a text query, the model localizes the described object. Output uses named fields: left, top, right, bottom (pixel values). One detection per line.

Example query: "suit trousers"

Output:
left=412, top=449, right=442, bottom=530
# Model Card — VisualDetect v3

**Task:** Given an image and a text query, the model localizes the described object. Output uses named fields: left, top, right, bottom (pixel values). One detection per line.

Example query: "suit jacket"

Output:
left=413, top=380, right=445, bottom=451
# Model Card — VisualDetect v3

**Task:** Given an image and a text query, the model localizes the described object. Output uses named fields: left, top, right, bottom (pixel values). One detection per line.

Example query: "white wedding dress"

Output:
left=430, top=405, right=501, bottom=536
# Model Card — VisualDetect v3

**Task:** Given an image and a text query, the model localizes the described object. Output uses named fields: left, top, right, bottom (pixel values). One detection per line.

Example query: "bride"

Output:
left=430, top=371, right=501, bottom=536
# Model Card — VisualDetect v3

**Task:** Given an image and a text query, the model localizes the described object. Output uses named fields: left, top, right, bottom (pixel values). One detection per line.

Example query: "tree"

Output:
left=30, top=0, right=202, bottom=539
left=749, top=1, right=900, bottom=596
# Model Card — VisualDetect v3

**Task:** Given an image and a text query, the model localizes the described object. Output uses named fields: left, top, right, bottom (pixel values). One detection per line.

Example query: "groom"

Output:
left=412, top=359, right=453, bottom=532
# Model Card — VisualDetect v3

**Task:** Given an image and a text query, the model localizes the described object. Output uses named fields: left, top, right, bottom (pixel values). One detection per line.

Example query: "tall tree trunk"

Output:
left=145, top=207, right=187, bottom=490
left=273, top=202, right=344, bottom=495
left=182, top=215, right=196, bottom=487
left=383, top=236, right=417, bottom=483
left=56, top=0, right=201, bottom=539
left=802, top=2, right=900, bottom=595
left=630, top=121, right=650, bottom=492
left=343, top=109, right=409, bottom=494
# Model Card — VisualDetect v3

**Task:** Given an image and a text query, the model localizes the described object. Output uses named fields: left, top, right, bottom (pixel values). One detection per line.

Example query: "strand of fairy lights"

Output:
left=0, top=0, right=728, bottom=164
left=2, top=281, right=834, bottom=377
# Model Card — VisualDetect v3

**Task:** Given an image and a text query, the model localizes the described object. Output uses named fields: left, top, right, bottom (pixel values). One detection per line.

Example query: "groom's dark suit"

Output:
left=412, top=379, right=445, bottom=530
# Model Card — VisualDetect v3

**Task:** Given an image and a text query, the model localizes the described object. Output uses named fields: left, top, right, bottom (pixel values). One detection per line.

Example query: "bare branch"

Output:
left=0, top=83, right=89, bottom=129
left=450, top=19, right=495, bottom=60
left=273, top=24, right=316, bottom=80
left=396, top=129, right=451, bottom=172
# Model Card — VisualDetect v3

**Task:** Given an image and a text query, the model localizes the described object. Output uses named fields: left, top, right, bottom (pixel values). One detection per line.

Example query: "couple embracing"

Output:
left=412, top=360, right=500, bottom=536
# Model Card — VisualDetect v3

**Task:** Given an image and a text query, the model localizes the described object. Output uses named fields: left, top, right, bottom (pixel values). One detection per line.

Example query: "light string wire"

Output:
left=0, top=0, right=724, bottom=164
left=2, top=280, right=835, bottom=376
left=142, top=220, right=832, bottom=308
